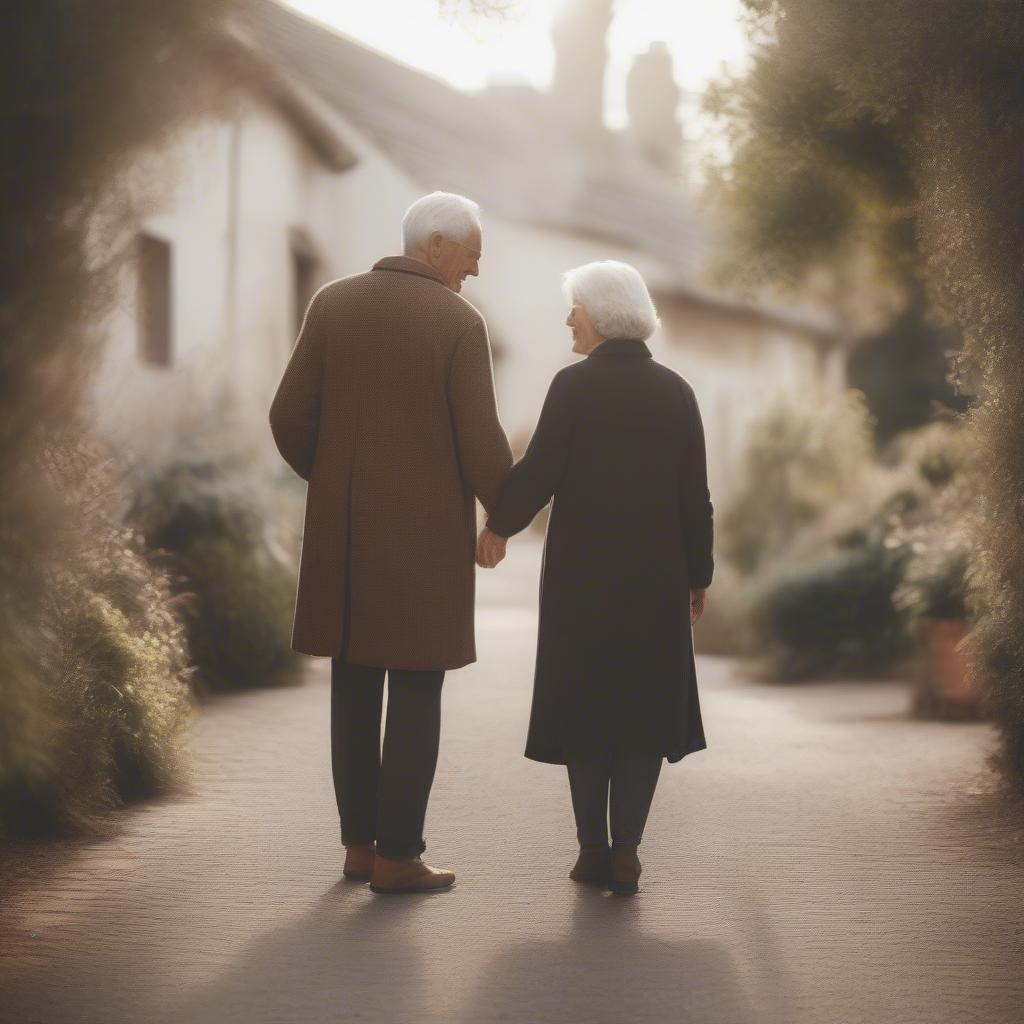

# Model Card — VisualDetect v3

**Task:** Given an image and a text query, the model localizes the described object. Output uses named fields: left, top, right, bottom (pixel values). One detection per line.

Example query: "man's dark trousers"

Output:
left=330, top=658, right=445, bottom=859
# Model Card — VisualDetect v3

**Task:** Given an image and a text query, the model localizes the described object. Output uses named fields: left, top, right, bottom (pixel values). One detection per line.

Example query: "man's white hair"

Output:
left=402, top=191, right=481, bottom=253
left=562, top=260, right=660, bottom=341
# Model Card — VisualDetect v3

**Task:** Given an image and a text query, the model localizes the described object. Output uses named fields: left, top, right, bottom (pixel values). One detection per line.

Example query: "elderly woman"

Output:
left=479, top=260, right=713, bottom=895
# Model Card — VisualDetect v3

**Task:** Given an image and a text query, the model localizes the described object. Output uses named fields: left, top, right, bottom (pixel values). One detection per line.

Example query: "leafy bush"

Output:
left=0, top=440, right=195, bottom=839
left=691, top=559, right=759, bottom=657
left=718, top=389, right=876, bottom=574
left=719, top=393, right=973, bottom=679
left=128, top=454, right=302, bottom=694
left=705, top=0, right=1024, bottom=785
left=886, top=420, right=972, bottom=623
left=1, top=3, right=244, bottom=837
left=749, top=534, right=913, bottom=681
left=894, top=543, right=968, bottom=621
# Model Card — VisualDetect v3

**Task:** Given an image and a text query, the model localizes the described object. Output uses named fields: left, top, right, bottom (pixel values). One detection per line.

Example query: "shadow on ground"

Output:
left=163, top=876, right=788, bottom=1024
left=457, top=890, right=762, bottom=1024
left=163, top=879, right=432, bottom=1023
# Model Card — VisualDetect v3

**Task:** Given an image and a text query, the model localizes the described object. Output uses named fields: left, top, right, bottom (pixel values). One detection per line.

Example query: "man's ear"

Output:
left=429, top=231, right=444, bottom=259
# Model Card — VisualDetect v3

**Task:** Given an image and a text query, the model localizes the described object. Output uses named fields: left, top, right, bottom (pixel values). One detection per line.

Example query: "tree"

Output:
left=0, top=1, right=241, bottom=832
left=707, top=0, right=1024, bottom=788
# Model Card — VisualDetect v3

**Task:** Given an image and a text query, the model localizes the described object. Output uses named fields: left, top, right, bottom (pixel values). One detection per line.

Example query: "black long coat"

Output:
left=486, top=338, right=714, bottom=765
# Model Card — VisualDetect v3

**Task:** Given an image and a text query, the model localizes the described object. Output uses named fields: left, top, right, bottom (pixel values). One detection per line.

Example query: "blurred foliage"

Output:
left=707, top=0, right=1024, bottom=787
left=750, top=537, right=912, bottom=682
left=697, top=389, right=876, bottom=658
left=846, top=296, right=967, bottom=444
left=889, top=422, right=973, bottom=622
left=718, top=389, right=875, bottom=574
left=0, top=1, right=241, bottom=838
left=690, top=558, right=758, bottom=658
left=0, top=439, right=195, bottom=839
left=719, top=391, right=971, bottom=681
left=704, top=2, right=966, bottom=444
left=894, top=543, right=969, bottom=623
left=128, top=451, right=302, bottom=694
left=741, top=421, right=919, bottom=680
left=705, top=52, right=915, bottom=293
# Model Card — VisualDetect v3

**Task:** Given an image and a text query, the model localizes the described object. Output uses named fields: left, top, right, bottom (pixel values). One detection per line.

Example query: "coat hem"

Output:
left=291, top=641, right=477, bottom=672
left=524, top=739, right=708, bottom=766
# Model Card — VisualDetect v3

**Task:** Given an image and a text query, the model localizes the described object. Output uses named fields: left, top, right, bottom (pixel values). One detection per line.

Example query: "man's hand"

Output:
left=690, top=588, right=707, bottom=626
left=476, top=527, right=507, bottom=568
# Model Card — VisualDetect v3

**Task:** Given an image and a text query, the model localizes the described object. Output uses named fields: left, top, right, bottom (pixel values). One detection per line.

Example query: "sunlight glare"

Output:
left=283, top=0, right=750, bottom=116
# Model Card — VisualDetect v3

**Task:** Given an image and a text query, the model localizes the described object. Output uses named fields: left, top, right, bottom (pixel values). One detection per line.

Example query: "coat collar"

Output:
left=372, top=255, right=448, bottom=287
left=588, top=338, right=653, bottom=358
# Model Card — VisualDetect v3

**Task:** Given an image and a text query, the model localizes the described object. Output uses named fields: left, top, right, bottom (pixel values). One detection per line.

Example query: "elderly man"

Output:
left=269, top=191, right=512, bottom=894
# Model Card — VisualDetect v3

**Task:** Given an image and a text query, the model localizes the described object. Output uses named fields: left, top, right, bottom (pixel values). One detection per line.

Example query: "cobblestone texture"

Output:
left=1, top=538, right=1022, bottom=1024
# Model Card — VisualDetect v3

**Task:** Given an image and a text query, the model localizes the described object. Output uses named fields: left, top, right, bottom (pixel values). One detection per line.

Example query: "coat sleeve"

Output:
left=679, top=381, right=714, bottom=589
left=269, top=286, right=327, bottom=482
left=447, top=318, right=514, bottom=514
left=486, top=369, right=573, bottom=539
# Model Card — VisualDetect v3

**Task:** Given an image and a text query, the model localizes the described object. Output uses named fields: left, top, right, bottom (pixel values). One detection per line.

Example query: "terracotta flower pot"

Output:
left=913, top=617, right=986, bottom=720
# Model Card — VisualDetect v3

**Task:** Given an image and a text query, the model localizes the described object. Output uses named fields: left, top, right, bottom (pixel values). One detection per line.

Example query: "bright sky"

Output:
left=283, top=0, right=751, bottom=140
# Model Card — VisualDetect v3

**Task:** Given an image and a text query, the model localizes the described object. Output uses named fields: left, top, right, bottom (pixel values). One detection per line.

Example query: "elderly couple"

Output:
left=269, top=191, right=713, bottom=897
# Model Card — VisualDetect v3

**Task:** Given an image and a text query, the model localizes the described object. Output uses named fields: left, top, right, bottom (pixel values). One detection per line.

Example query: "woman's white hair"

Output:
left=402, top=191, right=481, bottom=252
left=562, top=260, right=660, bottom=341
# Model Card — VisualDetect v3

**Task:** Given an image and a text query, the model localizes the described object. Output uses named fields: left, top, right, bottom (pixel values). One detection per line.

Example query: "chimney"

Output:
left=626, top=41, right=684, bottom=178
left=551, top=0, right=614, bottom=137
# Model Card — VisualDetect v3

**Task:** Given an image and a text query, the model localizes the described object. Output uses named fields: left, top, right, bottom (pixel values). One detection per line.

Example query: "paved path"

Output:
left=2, top=538, right=1023, bottom=1024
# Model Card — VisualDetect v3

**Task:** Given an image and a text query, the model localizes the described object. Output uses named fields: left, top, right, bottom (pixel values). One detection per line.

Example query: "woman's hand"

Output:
left=476, top=527, right=507, bottom=568
left=690, top=588, right=707, bottom=625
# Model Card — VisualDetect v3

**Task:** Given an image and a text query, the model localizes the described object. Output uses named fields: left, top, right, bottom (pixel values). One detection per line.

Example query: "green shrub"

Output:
left=691, top=560, right=759, bottom=657
left=721, top=399, right=969, bottom=678
left=886, top=421, right=972, bottom=623
left=749, top=537, right=913, bottom=681
left=704, top=0, right=1024, bottom=788
left=718, top=389, right=876, bottom=574
left=1, top=3, right=244, bottom=837
left=894, top=544, right=968, bottom=621
left=128, top=455, right=302, bottom=694
left=881, top=417, right=969, bottom=482
left=0, top=441, right=195, bottom=839
left=891, top=502, right=971, bottom=624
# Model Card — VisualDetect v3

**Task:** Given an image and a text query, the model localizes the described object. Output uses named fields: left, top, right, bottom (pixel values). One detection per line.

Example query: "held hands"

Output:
left=476, top=527, right=507, bottom=568
left=690, top=588, right=707, bottom=626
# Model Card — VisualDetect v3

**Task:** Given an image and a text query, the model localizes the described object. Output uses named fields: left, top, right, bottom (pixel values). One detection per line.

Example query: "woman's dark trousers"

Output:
left=330, top=658, right=445, bottom=860
left=566, top=755, right=663, bottom=849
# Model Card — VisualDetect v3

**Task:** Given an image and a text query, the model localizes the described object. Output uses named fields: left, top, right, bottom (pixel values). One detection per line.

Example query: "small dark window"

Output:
left=292, top=243, right=320, bottom=337
left=137, top=233, right=172, bottom=366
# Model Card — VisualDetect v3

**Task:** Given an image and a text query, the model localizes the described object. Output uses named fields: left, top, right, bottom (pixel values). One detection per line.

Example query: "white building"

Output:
left=90, top=0, right=842, bottom=503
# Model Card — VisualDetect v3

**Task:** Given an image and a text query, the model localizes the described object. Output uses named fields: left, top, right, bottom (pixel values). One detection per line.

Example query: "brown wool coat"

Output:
left=269, top=255, right=513, bottom=667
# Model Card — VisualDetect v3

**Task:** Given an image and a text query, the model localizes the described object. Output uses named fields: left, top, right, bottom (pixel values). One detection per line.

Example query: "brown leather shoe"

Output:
left=369, top=855, right=455, bottom=894
left=569, top=845, right=612, bottom=885
left=343, top=843, right=376, bottom=881
left=610, top=846, right=642, bottom=895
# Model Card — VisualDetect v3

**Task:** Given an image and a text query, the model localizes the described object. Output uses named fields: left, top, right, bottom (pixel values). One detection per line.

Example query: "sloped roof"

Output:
left=215, top=18, right=358, bottom=172
left=230, top=0, right=836, bottom=338
left=231, top=1, right=710, bottom=264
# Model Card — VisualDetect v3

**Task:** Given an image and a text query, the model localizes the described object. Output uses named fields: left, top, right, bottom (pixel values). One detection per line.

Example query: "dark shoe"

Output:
left=569, top=845, right=612, bottom=885
left=369, top=855, right=455, bottom=894
left=343, top=843, right=376, bottom=881
left=610, top=846, right=642, bottom=895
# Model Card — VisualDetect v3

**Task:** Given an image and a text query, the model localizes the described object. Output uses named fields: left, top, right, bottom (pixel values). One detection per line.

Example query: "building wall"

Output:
left=88, top=76, right=420, bottom=470
left=463, top=234, right=837, bottom=504
left=652, top=293, right=831, bottom=502
left=88, top=69, right=840, bottom=510
left=91, top=107, right=234, bottom=463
